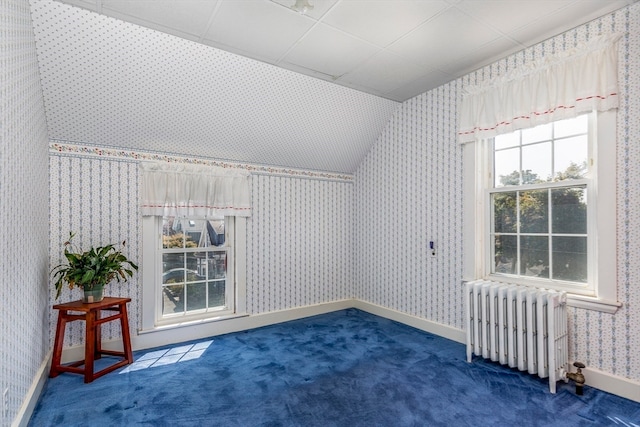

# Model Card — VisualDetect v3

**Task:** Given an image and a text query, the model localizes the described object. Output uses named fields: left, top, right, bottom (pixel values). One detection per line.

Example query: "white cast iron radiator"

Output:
left=465, top=280, right=569, bottom=393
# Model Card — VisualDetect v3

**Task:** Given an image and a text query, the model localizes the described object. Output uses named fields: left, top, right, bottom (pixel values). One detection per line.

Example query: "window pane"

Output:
left=208, top=281, right=226, bottom=308
left=186, top=282, right=206, bottom=311
left=520, top=190, right=548, bottom=233
left=163, top=217, right=199, bottom=249
left=552, top=236, right=587, bottom=282
left=162, top=260, right=185, bottom=284
left=185, top=253, right=199, bottom=275
left=522, top=142, right=551, bottom=183
left=494, top=148, right=520, bottom=187
left=163, top=218, right=184, bottom=249
left=522, top=122, right=552, bottom=144
left=493, top=235, right=517, bottom=274
left=554, top=136, right=588, bottom=180
left=495, top=132, right=519, bottom=150
left=552, top=187, right=587, bottom=234
left=163, top=217, right=179, bottom=248
left=520, top=236, right=549, bottom=278
left=554, top=115, right=587, bottom=138
left=163, top=284, right=183, bottom=315
left=493, top=192, right=517, bottom=233
left=207, top=252, right=227, bottom=280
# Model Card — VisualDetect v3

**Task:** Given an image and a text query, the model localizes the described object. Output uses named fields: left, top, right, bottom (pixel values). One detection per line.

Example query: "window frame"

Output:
left=487, top=114, right=592, bottom=293
left=463, top=110, right=620, bottom=313
left=158, top=216, right=235, bottom=324
left=141, top=215, right=247, bottom=331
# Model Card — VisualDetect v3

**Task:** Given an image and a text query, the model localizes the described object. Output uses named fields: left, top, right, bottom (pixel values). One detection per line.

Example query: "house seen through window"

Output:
left=160, top=216, right=234, bottom=320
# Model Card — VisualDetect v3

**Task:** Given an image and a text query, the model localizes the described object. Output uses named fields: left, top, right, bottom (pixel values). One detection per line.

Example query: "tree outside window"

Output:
left=490, top=115, right=588, bottom=285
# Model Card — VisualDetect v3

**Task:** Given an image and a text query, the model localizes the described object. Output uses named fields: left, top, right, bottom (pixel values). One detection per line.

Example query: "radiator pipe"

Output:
left=566, top=362, right=586, bottom=395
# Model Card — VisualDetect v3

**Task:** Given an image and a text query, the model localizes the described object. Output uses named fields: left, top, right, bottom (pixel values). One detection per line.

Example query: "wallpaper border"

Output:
left=50, top=141, right=354, bottom=182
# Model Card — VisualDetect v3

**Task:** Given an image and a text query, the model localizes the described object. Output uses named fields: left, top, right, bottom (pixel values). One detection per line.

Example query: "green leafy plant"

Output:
left=51, top=232, right=139, bottom=300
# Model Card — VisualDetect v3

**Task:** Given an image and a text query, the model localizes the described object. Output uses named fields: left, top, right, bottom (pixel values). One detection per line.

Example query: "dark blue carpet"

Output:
left=30, top=309, right=640, bottom=426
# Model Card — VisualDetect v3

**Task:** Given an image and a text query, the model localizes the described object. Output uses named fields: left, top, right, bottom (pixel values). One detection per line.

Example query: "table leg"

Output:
left=95, top=308, right=102, bottom=361
left=84, top=309, right=96, bottom=383
left=119, top=303, right=133, bottom=363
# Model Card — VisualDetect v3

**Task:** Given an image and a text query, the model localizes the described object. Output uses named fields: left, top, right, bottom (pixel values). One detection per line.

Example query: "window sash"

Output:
left=484, top=115, right=594, bottom=294
left=489, top=178, right=589, bottom=193
left=155, top=216, right=236, bottom=326
left=488, top=182, right=590, bottom=287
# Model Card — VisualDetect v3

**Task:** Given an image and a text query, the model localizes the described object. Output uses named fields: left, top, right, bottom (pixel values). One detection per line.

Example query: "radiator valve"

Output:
left=566, top=361, right=586, bottom=395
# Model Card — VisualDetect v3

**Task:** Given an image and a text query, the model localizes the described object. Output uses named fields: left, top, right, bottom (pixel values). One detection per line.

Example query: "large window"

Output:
left=490, top=114, right=590, bottom=288
left=463, top=110, right=619, bottom=313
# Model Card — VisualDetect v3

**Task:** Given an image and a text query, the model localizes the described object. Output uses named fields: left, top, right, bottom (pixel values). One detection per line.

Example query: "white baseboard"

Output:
left=12, top=349, right=52, bottom=427
left=351, top=300, right=466, bottom=344
left=53, top=299, right=639, bottom=407
left=580, top=366, right=640, bottom=403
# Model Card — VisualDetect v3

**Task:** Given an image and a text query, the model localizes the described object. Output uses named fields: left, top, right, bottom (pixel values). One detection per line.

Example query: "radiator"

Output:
left=465, top=280, right=569, bottom=393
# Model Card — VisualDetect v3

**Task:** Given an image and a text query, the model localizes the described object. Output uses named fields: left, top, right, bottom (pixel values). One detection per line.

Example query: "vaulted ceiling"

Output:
left=32, top=0, right=635, bottom=173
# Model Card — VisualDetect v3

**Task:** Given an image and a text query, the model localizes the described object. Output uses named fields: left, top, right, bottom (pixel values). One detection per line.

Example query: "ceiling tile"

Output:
left=340, top=50, right=427, bottom=94
left=204, top=0, right=314, bottom=62
left=508, top=0, right=635, bottom=46
left=283, top=23, right=379, bottom=78
left=101, top=1, right=218, bottom=37
left=388, top=6, right=502, bottom=69
left=322, top=0, right=448, bottom=47
left=455, top=0, right=573, bottom=35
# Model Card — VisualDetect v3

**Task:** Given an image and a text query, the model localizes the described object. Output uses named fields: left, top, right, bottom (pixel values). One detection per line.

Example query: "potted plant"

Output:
left=51, top=232, right=138, bottom=303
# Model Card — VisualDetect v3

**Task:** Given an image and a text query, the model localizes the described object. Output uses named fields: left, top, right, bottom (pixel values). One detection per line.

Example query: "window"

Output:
left=142, top=215, right=247, bottom=330
left=490, top=114, right=590, bottom=289
left=463, top=110, right=619, bottom=313
left=160, top=216, right=233, bottom=319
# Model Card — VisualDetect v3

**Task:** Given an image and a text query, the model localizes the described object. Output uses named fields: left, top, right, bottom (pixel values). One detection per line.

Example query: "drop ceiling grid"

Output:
left=50, top=0, right=639, bottom=101
left=30, top=0, right=399, bottom=174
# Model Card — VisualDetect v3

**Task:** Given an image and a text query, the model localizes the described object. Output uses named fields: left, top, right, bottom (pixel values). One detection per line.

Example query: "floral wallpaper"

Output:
left=48, top=147, right=355, bottom=348
left=0, top=0, right=50, bottom=422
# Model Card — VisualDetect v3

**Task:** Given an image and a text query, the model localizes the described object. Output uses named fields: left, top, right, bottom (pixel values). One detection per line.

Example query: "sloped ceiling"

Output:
left=31, top=0, right=637, bottom=173
left=31, top=0, right=399, bottom=174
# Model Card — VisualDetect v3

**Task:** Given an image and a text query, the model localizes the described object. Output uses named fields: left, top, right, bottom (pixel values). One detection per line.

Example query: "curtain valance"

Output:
left=140, top=162, right=251, bottom=217
left=458, top=33, right=621, bottom=143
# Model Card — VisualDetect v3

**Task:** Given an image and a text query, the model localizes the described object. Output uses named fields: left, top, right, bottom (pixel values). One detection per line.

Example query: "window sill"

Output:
left=139, top=312, right=249, bottom=335
left=483, top=274, right=622, bottom=314
left=566, top=294, right=621, bottom=314
left=462, top=277, right=621, bottom=314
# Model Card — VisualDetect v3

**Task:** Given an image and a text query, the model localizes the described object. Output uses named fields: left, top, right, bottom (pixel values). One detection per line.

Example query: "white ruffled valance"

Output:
left=458, top=33, right=621, bottom=143
left=140, top=162, right=251, bottom=217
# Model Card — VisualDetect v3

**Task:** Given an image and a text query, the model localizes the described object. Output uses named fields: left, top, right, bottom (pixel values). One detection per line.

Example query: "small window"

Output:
left=142, top=214, right=246, bottom=330
left=160, top=216, right=233, bottom=319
